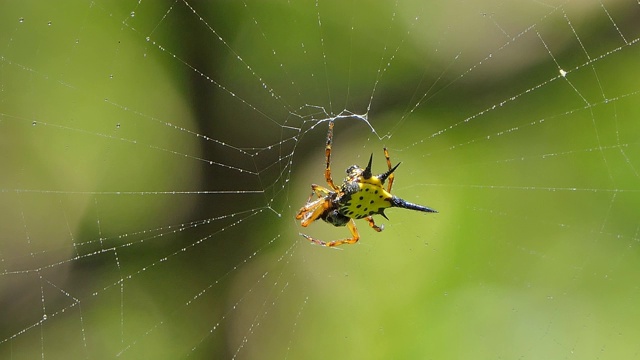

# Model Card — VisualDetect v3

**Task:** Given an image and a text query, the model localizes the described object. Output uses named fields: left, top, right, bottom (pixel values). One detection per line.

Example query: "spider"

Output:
left=296, top=121, right=437, bottom=247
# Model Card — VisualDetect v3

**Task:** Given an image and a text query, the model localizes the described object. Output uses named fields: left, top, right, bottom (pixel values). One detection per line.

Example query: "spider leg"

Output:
left=383, top=147, right=395, bottom=193
left=296, top=196, right=329, bottom=225
left=296, top=184, right=333, bottom=220
left=307, top=184, right=331, bottom=202
left=312, top=184, right=332, bottom=197
left=364, top=216, right=384, bottom=232
left=300, top=218, right=360, bottom=247
left=324, top=121, right=340, bottom=191
left=295, top=198, right=321, bottom=221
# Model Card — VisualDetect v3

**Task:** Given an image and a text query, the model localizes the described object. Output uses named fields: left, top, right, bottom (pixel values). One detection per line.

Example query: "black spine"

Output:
left=390, top=196, right=438, bottom=213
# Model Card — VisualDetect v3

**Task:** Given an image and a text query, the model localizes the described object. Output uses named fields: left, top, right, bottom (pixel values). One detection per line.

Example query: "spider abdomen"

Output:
left=338, top=181, right=393, bottom=219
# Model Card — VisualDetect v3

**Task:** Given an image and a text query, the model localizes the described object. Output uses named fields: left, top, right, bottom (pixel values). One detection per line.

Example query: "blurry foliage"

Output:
left=1, top=1, right=639, bottom=359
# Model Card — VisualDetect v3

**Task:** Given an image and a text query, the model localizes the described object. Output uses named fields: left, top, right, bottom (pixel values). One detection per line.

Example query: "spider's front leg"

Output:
left=324, top=121, right=340, bottom=191
left=305, top=184, right=332, bottom=203
left=295, top=184, right=332, bottom=221
left=300, top=219, right=360, bottom=247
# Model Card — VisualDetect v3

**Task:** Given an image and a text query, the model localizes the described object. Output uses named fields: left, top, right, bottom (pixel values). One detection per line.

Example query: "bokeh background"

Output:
left=1, top=0, right=639, bottom=359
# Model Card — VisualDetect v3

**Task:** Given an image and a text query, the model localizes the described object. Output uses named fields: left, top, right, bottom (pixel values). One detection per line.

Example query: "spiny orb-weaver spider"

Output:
left=296, top=121, right=437, bottom=247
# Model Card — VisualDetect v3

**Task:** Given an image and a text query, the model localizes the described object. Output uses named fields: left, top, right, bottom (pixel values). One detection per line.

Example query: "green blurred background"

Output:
left=1, top=0, right=639, bottom=359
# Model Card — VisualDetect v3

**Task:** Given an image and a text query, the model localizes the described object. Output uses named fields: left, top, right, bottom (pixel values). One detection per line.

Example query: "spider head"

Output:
left=345, top=164, right=364, bottom=181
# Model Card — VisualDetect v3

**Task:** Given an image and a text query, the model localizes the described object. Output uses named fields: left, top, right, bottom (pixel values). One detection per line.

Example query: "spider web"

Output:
left=1, top=0, right=640, bottom=359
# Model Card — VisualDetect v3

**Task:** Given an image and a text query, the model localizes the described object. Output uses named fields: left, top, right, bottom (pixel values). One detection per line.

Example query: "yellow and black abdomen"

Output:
left=338, top=177, right=438, bottom=219
left=338, top=182, right=394, bottom=219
